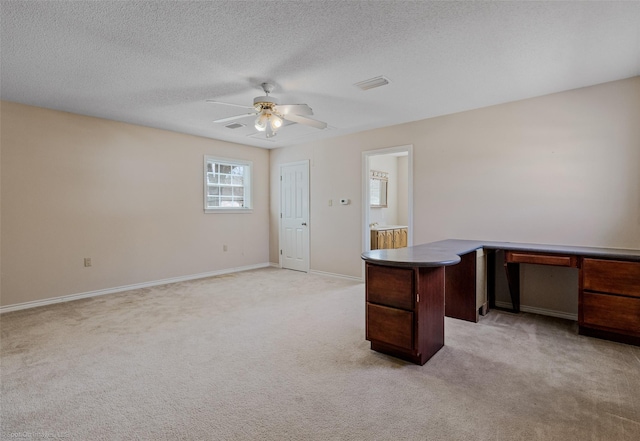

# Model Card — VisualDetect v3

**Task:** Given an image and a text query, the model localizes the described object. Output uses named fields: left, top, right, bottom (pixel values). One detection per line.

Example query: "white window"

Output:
left=204, top=156, right=252, bottom=213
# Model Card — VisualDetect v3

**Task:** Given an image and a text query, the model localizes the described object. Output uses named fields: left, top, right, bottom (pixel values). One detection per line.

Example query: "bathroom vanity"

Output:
left=370, top=225, right=408, bottom=250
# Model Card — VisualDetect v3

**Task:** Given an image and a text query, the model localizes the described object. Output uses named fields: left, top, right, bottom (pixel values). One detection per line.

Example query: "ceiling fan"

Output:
left=206, top=82, right=327, bottom=138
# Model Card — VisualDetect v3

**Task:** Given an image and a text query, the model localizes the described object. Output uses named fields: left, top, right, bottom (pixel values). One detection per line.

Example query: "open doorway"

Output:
left=362, top=145, right=413, bottom=253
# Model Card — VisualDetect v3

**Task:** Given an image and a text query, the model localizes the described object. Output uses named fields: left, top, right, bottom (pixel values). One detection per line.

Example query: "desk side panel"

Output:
left=417, top=266, right=445, bottom=363
left=445, top=251, right=477, bottom=322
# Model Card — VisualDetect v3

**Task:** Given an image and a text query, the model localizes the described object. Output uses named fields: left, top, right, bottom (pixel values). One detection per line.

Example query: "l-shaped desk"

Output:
left=361, top=239, right=640, bottom=365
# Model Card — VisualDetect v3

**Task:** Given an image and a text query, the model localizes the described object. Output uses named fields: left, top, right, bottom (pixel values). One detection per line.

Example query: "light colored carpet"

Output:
left=1, top=267, right=639, bottom=440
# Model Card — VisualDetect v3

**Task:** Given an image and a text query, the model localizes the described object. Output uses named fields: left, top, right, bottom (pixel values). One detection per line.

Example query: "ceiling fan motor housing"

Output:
left=253, top=96, right=278, bottom=112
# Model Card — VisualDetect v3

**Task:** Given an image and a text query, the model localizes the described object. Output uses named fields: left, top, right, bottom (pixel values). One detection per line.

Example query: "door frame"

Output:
left=279, top=160, right=310, bottom=272
left=362, top=145, right=414, bottom=253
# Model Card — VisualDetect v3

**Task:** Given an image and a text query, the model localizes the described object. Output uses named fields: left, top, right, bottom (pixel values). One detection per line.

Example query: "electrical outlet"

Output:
left=84, top=258, right=92, bottom=267
left=223, top=245, right=228, bottom=252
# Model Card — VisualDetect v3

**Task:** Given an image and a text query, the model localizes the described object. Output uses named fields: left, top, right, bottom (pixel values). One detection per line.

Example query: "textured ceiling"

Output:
left=2, top=1, right=639, bottom=149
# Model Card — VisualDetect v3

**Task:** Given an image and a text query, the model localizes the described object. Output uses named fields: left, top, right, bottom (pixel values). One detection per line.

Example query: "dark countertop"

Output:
left=361, top=238, right=640, bottom=267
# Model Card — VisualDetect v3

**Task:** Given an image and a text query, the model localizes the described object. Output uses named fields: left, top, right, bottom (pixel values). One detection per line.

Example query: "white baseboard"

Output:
left=494, top=301, right=577, bottom=321
left=0, top=262, right=271, bottom=314
left=269, top=262, right=363, bottom=282
left=309, top=269, right=364, bottom=282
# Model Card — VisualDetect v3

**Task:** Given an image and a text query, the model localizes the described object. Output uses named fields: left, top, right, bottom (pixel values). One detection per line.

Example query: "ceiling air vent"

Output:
left=354, top=75, right=390, bottom=91
left=225, top=122, right=245, bottom=129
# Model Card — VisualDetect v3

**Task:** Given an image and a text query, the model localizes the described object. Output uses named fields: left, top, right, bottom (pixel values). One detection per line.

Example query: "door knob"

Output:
left=302, top=222, right=307, bottom=226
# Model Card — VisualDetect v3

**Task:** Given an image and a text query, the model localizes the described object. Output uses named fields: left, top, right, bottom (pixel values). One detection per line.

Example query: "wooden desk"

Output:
left=362, top=240, right=640, bottom=364
left=502, top=249, right=640, bottom=345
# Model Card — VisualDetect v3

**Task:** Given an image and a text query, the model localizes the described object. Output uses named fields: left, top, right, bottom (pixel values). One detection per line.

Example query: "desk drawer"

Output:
left=582, top=292, right=640, bottom=335
left=366, top=264, right=414, bottom=310
left=505, top=251, right=578, bottom=267
left=582, top=258, right=640, bottom=298
left=366, top=303, right=414, bottom=350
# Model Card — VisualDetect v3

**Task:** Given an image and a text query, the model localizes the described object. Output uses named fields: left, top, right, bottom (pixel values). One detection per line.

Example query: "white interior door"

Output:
left=280, top=161, right=309, bottom=272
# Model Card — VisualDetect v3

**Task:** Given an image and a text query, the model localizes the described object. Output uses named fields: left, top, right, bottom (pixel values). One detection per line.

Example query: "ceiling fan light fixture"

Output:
left=270, top=113, right=283, bottom=129
left=255, top=112, right=268, bottom=131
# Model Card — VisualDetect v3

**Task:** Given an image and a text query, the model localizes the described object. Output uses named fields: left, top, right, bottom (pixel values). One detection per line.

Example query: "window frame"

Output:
left=203, top=155, right=253, bottom=214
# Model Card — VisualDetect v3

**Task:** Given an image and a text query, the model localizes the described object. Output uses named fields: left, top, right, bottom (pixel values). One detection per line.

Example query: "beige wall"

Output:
left=1, top=102, right=270, bottom=307
left=270, top=77, right=640, bottom=313
left=3, top=77, right=639, bottom=313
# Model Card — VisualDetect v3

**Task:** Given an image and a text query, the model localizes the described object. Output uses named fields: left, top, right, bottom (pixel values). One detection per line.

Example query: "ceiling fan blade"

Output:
left=213, top=112, right=257, bottom=123
left=283, top=113, right=327, bottom=130
left=206, top=99, right=255, bottom=110
left=274, top=104, right=313, bottom=116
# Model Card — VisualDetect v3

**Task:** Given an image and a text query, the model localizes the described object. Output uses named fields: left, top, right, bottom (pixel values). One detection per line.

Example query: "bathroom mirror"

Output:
left=370, top=170, right=388, bottom=208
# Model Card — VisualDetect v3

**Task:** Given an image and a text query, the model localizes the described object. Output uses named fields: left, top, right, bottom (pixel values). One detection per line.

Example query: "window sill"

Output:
left=204, top=208, right=254, bottom=214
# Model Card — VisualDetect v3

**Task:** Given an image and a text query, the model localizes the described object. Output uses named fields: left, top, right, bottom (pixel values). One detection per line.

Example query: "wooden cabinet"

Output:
left=365, top=263, right=445, bottom=365
left=371, top=230, right=393, bottom=250
left=370, top=227, right=408, bottom=250
left=394, top=228, right=408, bottom=248
left=579, top=258, right=640, bottom=344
